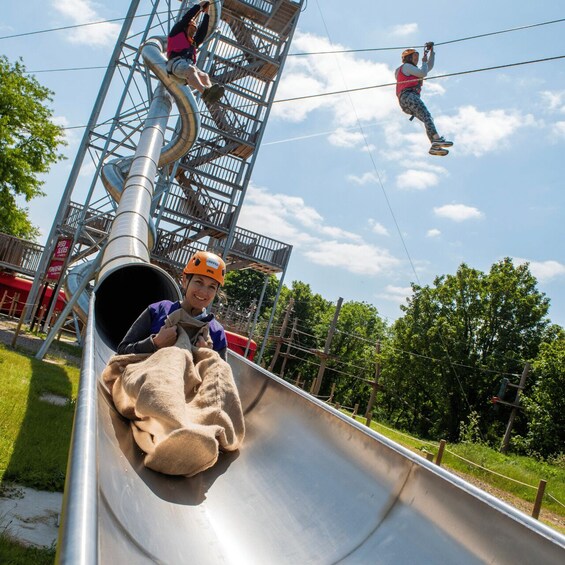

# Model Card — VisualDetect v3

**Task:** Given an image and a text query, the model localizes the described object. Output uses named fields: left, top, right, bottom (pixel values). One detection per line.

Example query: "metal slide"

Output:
left=56, top=7, right=565, bottom=565
left=59, top=312, right=565, bottom=564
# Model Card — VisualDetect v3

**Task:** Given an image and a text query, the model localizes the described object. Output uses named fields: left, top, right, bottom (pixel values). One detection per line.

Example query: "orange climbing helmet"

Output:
left=401, top=48, right=418, bottom=62
left=183, top=251, right=226, bottom=286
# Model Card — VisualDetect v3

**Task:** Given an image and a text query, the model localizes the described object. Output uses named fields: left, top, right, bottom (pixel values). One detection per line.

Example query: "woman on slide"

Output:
left=118, top=251, right=228, bottom=360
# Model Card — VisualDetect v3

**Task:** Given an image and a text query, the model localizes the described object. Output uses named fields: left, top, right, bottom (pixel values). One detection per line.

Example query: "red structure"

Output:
left=225, top=330, right=257, bottom=361
left=0, top=272, right=66, bottom=317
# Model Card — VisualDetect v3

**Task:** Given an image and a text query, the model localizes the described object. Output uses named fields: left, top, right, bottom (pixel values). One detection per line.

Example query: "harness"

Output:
left=396, top=65, right=424, bottom=121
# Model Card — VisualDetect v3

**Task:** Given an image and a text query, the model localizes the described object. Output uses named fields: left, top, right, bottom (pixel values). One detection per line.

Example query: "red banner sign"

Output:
left=46, top=261, right=65, bottom=281
left=52, top=237, right=73, bottom=260
left=45, top=238, right=73, bottom=281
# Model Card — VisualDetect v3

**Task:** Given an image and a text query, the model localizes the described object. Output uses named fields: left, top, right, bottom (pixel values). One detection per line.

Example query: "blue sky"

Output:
left=2, top=0, right=565, bottom=326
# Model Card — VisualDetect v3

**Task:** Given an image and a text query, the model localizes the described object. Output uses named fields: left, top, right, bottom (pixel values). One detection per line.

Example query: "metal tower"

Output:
left=28, top=0, right=303, bottom=323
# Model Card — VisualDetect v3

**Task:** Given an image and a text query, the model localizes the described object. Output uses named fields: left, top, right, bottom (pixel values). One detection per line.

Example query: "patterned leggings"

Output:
left=398, top=90, right=438, bottom=142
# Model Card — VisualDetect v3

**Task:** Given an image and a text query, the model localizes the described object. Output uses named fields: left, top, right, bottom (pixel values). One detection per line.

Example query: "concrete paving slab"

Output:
left=0, top=485, right=62, bottom=548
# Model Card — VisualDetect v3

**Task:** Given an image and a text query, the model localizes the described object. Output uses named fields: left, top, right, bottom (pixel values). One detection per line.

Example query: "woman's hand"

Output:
left=152, top=325, right=178, bottom=349
left=195, top=335, right=213, bottom=349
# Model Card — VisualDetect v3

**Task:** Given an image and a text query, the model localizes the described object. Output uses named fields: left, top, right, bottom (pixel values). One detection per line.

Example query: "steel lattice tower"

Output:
left=28, top=0, right=303, bottom=319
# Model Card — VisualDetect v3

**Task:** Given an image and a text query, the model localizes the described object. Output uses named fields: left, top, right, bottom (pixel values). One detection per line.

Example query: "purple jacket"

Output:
left=117, top=300, right=227, bottom=359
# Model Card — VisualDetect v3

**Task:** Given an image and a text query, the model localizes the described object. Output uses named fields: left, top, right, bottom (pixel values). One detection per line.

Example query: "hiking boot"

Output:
left=202, top=84, right=224, bottom=104
left=431, top=136, right=453, bottom=148
left=429, top=146, right=449, bottom=156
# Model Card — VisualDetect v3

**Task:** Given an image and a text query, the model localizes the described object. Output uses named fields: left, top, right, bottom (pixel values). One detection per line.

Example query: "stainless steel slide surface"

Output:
left=89, top=321, right=565, bottom=564
left=55, top=2, right=564, bottom=560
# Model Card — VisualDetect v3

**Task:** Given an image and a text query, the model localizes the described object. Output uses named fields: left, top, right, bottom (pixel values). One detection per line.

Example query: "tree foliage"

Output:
left=325, top=301, right=387, bottom=408
left=518, top=328, right=565, bottom=457
left=0, top=56, right=66, bottom=240
left=379, top=259, right=549, bottom=441
left=223, top=257, right=562, bottom=458
left=223, top=269, right=278, bottom=316
left=263, top=281, right=332, bottom=386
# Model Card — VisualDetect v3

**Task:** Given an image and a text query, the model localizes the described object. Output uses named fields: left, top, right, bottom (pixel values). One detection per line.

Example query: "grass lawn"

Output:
left=0, top=344, right=80, bottom=491
left=0, top=533, right=55, bottom=565
left=350, top=413, right=565, bottom=534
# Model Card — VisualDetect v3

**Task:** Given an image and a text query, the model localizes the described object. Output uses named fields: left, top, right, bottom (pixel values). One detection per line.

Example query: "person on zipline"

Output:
left=395, top=42, right=452, bottom=156
left=167, top=1, right=224, bottom=103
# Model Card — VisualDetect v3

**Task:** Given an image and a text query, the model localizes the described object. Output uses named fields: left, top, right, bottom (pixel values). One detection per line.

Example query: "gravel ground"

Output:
left=0, top=317, right=81, bottom=363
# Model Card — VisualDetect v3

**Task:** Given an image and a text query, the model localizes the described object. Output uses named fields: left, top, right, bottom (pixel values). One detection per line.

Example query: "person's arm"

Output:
left=117, top=308, right=156, bottom=355
left=426, top=49, right=435, bottom=72
left=402, top=61, right=428, bottom=79
left=193, top=10, right=209, bottom=47
left=169, top=3, right=202, bottom=37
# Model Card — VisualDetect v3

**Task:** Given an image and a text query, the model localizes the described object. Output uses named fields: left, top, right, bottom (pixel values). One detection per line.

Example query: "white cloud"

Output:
left=52, top=0, right=121, bottom=47
left=396, top=169, right=440, bottom=190
left=426, top=228, right=441, bottom=238
left=238, top=185, right=402, bottom=278
left=274, top=32, right=398, bottom=127
left=319, top=226, right=362, bottom=242
left=551, top=121, right=565, bottom=139
left=400, top=160, right=447, bottom=174
left=369, top=219, right=389, bottom=236
left=79, top=160, right=98, bottom=178
left=540, top=90, right=565, bottom=113
left=390, top=23, right=418, bottom=37
left=327, top=128, right=364, bottom=147
left=434, top=204, right=483, bottom=222
left=376, top=284, right=412, bottom=304
left=304, top=241, right=401, bottom=276
left=348, top=172, right=379, bottom=185
left=514, top=258, right=565, bottom=283
left=437, top=106, right=535, bottom=157
left=237, top=186, right=319, bottom=246
left=52, top=115, right=79, bottom=146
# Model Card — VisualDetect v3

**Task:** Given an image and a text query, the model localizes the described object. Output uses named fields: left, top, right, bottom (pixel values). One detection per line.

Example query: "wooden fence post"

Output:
left=364, top=340, right=381, bottom=420
left=436, top=439, right=447, bottom=466
left=8, top=293, right=20, bottom=318
left=0, top=289, right=8, bottom=312
left=532, top=479, right=547, bottom=519
left=328, top=383, right=335, bottom=403
left=312, top=297, right=343, bottom=395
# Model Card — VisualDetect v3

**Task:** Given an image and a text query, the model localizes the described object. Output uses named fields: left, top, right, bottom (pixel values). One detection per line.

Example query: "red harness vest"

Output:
left=396, top=66, right=422, bottom=97
left=167, top=32, right=196, bottom=63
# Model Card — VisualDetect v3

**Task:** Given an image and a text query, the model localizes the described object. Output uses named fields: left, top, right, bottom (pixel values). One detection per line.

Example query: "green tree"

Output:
left=519, top=328, right=565, bottom=457
left=0, top=56, right=66, bottom=240
left=263, top=281, right=332, bottom=387
left=223, top=269, right=278, bottom=315
left=326, top=301, right=387, bottom=409
left=382, top=259, right=550, bottom=441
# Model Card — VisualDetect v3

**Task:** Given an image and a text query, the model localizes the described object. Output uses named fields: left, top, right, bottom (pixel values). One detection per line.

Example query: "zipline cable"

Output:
left=274, top=54, right=565, bottom=104
left=313, top=0, right=479, bottom=424
left=288, top=17, right=565, bottom=56
left=4, top=9, right=563, bottom=55
left=0, top=1, right=223, bottom=40
left=50, top=54, right=565, bottom=133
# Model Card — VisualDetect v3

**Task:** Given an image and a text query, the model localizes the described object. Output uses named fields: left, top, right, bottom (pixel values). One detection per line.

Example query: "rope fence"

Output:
left=327, top=403, right=565, bottom=519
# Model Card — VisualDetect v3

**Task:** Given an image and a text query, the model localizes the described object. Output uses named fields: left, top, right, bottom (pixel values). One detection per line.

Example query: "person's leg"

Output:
left=171, top=60, right=206, bottom=93
left=195, top=68, right=212, bottom=89
left=399, top=91, right=438, bottom=142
